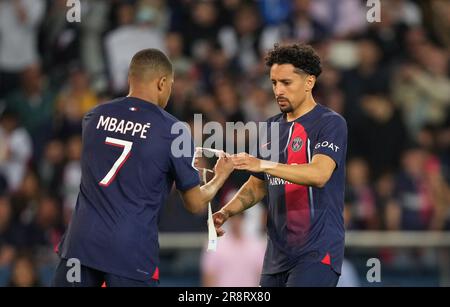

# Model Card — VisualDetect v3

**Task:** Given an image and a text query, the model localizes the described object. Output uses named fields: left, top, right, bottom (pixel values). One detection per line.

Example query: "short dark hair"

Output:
left=265, top=43, right=322, bottom=77
left=129, top=48, right=173, bottom=80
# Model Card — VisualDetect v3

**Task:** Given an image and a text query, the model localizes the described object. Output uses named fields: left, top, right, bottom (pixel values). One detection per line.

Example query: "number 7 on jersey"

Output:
left=99, top=137, right=133, bottom=187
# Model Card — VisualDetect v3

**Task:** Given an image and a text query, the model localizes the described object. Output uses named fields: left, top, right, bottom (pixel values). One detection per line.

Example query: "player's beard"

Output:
left=278, top=99, right=294, bottom=113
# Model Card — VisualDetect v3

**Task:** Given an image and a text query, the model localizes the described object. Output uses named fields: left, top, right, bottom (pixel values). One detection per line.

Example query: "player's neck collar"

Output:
left=283, top=103, right=319, bottom=123
left=124, top=96, right=160, bottom=110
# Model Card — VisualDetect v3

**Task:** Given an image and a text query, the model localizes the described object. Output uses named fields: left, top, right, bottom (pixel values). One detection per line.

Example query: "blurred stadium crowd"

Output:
left=0, top=0, right=449, bottom=286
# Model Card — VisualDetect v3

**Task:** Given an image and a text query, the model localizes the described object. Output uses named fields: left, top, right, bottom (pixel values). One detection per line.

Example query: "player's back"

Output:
left=58, top=97, right=197, bottom=281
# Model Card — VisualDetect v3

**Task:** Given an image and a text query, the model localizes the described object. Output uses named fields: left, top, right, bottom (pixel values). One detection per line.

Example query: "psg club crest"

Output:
left=291, top=137, right=303, bottom=152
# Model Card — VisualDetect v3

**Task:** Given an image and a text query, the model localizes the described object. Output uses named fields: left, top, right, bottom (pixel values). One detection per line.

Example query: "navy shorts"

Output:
left=51, top=258, right=159, bottom=287
left=260, top=262, right=339, bottom=287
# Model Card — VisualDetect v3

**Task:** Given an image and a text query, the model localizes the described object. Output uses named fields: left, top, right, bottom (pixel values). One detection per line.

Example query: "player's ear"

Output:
left=305, top=75, right=316, bottom=92
left=157, top=76, right=167, bottom=92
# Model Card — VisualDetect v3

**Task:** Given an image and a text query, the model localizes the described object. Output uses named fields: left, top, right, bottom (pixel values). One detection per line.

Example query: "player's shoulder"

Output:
left=264, top=113, right=285, bottom=123
left=316, top=104, right=347, bottom=128
left=84, top=97, right=124, bottom=115
left=155, top=107, right=183, bottom=126
left=86, top=97, right=181, bottom=125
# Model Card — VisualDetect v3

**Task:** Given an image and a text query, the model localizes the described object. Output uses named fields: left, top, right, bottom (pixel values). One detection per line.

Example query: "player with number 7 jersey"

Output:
left=52, top=49, right=234, bottom=287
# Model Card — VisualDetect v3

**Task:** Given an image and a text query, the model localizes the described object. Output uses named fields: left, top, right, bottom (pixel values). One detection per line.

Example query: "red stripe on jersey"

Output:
left=285, top=122, right=310, bottom=246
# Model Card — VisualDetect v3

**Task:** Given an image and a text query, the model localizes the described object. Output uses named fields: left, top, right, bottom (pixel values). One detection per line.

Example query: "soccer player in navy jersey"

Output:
left=213, top=44, right=348, bottom=287
left=52, top=49, right=234, bottom=287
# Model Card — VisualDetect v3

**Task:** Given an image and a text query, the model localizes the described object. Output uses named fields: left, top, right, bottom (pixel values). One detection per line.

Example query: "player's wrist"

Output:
left=213, top=170, right=231, bottom=184
left=219, top=207, right=231, bottom=220
left=259, top=159, right=278, bottom=172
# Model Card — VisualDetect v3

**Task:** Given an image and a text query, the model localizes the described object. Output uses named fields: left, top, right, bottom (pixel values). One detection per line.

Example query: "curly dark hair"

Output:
left=265, top=43, right=322, bottom=77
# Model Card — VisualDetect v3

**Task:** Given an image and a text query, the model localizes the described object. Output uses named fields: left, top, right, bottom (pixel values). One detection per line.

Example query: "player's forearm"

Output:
left=220, top=179, right=266, bottom=218
left=183, top=176, right=227, bottom=214
left=182, top=156, right=234, bottom=214
left=261, top=161, right=328, bottom=188
left=199, top=174, right=228, bottom=204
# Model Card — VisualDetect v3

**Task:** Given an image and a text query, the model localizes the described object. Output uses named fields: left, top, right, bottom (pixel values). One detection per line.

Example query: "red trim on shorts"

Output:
left=321, top=253, right=331, bottom=266
left=152, top=267, right=159, bottom=280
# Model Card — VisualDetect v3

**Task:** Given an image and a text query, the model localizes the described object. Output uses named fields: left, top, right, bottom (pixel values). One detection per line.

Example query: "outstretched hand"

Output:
left=213, top=155, right=234, bottom=179
left=231, top=153, right=263, bottom=173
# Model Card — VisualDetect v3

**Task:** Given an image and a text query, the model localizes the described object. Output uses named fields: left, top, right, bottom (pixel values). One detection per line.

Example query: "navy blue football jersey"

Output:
left=254, top=104, right=347, bottom=275
left=57, top=97, right=200, bottom=281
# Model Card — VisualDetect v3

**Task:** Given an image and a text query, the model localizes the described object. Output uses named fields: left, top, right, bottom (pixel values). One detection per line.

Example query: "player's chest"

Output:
left=265, top=122, right=319, bottom=164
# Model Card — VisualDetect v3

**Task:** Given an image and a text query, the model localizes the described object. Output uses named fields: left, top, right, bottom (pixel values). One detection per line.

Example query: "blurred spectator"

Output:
left=61, top=136, right=82, bottom=224
left=350, top=94, right=408, bottom=179
left=0, top=196, right=16, bottom=268
left=201, top=213, right=266, bottom=287
left=7, top=254, right=41, bottom=287
left=196, top=44, right=235, bottom=92
left=5, top=64, right=56, bottom=160
left=387, top=144, right=448, bottom=230
left=341, top=39, right=391, bottom=123
left=435, top=116, right=450, bottom=185
left=402, top=26, right=430, bottom=61
left=258, top=0, right=291, bottom=26
left=27, top=195, right=64, bottom=253
left=315, top=64, right=346, bottom=115
left=279, top=0, right=329, bottom=43
left=40, top=0, right=80, bottom=82
left=321, top=88, right=346, bottom=116
left=177, top=1, right=221, bottom=60
left=387, top=0, right=423, bottom=27
left=165, top=72, right=197, bottom=120
left=214, top=78, right=245, bottom=123
left=166, top=32, right=199, bottom=119
left=365, top=3, right=409, bottom=65
left=310, top=0, right=367, bottom=38
left=54, top=67, right=99, bottom=140
left=374, top=171, right=397, bottom=230
left=38, top=139, right=65, bottom=196
left=393, top=44, right=450, bottom=137
left=0, top=111, right=33, bottom=192
left=165, top=32, right=195, bottom=76
left=218, top=3, right=277, bottom=74
left=136, top=0, right=170, bottom=33
left=242, top=86, right=279, bottom=123
left=417, top=123, right=450, bottom=186
left=424, top=0, right=450, bottom=49
left=0, top=175, right=7, bottom=196
left=190, top=93, right=225, bottom=125
left=0, top=0, right=45, bottom=98
left=79, top=0, right=110, bottom=93
left=6, top=194, right=63, bottom=285
left=10, top=170, right=41, bottom=225
left=345, top=157, right=378, bottom=230
left=104, top=2, right=165, bottom=95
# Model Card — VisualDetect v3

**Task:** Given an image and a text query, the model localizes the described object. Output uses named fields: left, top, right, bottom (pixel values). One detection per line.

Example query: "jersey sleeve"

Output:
left=312, top=114, right=347, bottom=169
left=82, top=110, right=95, bottom=131
left=169, top=123, right=200, bottom=192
